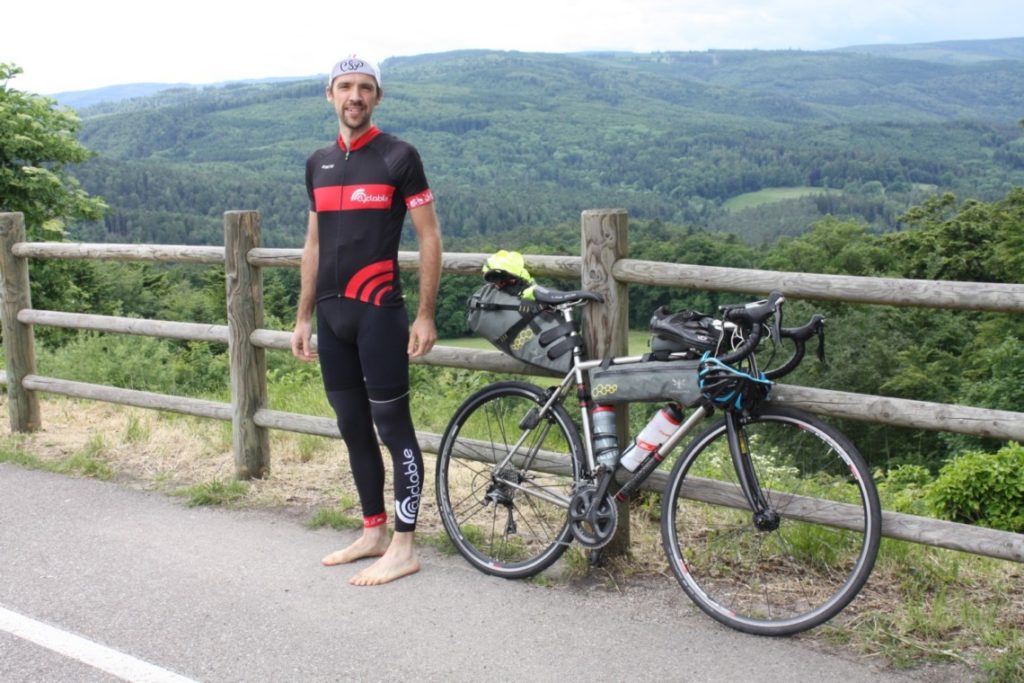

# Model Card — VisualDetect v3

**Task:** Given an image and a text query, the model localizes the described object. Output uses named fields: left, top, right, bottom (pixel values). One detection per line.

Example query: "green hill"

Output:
left=67, top=44, right=1024, bottom=248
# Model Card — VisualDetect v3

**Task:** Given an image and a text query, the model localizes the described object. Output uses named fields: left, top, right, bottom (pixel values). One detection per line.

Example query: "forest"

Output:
left=64, top=45, right=1024, bottom=248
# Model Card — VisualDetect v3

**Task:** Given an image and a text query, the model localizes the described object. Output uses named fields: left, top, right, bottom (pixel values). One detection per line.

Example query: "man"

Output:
left=291, top=55, right=441, bottom=586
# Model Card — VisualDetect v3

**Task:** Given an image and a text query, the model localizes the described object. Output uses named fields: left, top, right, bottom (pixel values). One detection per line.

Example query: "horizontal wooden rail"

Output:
left=18, top=375, right=233, bottom=421
left=19, top=310, right=230, bottom=344
left=247, top=248, right=584, bottom=280
left=771, top=385, right=1024, bottom=441
left=23, top=240, right=1024, bottom=313
left=614, top=259, right=1024, bottom=313
left=12, top=242, right=225, bottom=264
left=632, top=468, right=1024, bottom=563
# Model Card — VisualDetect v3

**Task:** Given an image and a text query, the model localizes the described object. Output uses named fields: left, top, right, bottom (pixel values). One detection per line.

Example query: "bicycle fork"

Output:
left=725, top=412, right=781, bottom=532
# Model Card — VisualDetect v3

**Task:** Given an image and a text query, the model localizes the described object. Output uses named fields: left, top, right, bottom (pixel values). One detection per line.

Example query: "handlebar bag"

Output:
left=590, top=359, right=703, bottom=407
left=649, top=308, right=725, bottom=359
left=467, top=283, right=577, bottom=373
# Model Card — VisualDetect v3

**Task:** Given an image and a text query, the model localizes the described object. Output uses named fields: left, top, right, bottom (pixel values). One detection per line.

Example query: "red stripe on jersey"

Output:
left=313, top=186, right=344, bottom=212
left=357, top=272, right=394, bottom=305
left=345, top=260, right=394, bottom=301
left=406, top=189, right=434, bottom=209
left=370, top=281, right=394, bottom=306
left=313, top=184, right=396, bottom=212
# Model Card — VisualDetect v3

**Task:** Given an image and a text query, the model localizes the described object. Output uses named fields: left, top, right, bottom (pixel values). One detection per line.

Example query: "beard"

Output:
left=341, top=106, right=371, bottom=132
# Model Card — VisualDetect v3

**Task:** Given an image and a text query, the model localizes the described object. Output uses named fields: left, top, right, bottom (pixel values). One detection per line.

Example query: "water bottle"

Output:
left=591, top=404, right=620, bottom=468
left=619, top=403, right=684, bottom=472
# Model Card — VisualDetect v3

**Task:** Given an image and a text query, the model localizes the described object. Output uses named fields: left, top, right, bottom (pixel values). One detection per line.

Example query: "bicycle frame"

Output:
left=494, top=304, right=778, bottom=523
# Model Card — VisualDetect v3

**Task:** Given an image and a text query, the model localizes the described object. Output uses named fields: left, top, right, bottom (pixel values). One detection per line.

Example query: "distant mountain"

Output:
left=834, top=36, right=1024, bottom=64
left=53, top=38, right=1024, bottom=109
left=54, top=83, right=191, bottom=109
left=66, top=42, right=1024, bottom=249
left=53, top=76, right=318, bottom=109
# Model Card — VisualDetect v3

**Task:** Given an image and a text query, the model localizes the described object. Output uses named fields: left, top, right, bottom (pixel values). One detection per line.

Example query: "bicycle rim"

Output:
left=436, top=381, right=582, bottom=579
left=661, top=406, right=881, bottom=635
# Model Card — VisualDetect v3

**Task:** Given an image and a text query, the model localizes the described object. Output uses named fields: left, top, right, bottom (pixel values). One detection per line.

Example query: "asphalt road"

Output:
left=0, top=463, right=961, bottom=682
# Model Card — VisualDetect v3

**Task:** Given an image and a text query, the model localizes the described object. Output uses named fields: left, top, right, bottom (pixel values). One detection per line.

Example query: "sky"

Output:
left=4, top=0, right=1023, bottom=94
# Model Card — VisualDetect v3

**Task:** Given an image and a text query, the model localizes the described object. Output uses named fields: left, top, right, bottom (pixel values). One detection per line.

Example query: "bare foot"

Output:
left=350, top=531, right=420, bottom=586
left=321, top=528, right=390, bottom=566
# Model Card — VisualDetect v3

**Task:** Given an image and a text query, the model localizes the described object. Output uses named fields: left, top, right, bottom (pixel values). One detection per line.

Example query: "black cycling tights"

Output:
left=316, top=297, right=423, bottom=533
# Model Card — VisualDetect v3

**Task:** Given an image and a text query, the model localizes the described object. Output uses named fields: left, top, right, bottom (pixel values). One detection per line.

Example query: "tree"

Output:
left=1, top=63, right=109, bottom=337
left=1, top=63, right=107, bottom=238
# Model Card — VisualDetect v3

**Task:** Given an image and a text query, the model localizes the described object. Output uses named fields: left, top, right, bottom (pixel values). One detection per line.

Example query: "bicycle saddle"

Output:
left=530, top=285, right=604, bottom=306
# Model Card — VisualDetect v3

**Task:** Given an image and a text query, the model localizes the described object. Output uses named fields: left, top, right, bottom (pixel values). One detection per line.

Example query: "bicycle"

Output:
left=436, top=284, right=881, bottom=636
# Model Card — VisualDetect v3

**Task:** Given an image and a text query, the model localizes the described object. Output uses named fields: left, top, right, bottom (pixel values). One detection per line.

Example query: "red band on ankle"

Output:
left=364, top=512, right=387, bottom=528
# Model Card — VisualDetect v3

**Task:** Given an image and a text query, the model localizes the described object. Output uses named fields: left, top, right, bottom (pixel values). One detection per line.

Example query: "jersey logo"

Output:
left=344, top=260, right=395, bottom=305
left=350, top=187, right=392, bottom=206
left=314, top=184, right=395, bottom=211
left=406, top=189, right=434, bottom=209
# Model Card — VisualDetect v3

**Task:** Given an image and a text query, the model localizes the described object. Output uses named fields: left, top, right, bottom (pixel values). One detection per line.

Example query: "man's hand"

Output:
left=408, top=316, right=437, bottom=358
left=291, top=319, right=318, bottom=362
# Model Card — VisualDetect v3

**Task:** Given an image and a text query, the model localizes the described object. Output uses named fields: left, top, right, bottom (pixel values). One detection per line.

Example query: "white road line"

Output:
left=0, top=605, right=198, bottom=683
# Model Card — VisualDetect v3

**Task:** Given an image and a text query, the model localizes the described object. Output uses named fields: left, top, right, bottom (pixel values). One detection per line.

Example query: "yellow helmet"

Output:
left=482, top=250, right=533, bottom=286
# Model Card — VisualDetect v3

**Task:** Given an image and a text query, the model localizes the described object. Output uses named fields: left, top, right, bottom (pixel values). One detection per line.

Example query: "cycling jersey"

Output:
left=305, top=126, right=434, bottom=307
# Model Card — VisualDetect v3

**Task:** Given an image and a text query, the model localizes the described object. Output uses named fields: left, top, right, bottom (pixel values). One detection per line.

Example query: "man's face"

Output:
left=326, top=73, right=381, bottom=133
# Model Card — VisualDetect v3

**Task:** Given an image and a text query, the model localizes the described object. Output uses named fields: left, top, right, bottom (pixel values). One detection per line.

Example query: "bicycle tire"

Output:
left=436, top=381, right=583, bottom=579
left=661, top=405, right=881, bottom=636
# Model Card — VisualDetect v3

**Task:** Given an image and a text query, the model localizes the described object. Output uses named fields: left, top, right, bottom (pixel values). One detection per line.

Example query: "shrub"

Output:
left=875, top=464, right=932, bottom=516
left=927, top=442, right=1024, bottom=533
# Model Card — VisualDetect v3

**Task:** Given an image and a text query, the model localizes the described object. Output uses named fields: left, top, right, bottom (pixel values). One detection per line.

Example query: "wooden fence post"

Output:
left=0, top=213, right=41, bottom=432
left=581, top=208, right=631, bottom=554
left=224, top=211, right=270, bottom=479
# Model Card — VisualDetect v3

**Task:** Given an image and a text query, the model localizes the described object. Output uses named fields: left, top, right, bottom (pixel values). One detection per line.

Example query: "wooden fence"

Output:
left=1, top=209, right=1022, bottom=563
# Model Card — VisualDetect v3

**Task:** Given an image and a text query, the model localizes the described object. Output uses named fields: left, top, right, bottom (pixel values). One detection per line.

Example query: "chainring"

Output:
left=568, top=485, right=618, bottom=549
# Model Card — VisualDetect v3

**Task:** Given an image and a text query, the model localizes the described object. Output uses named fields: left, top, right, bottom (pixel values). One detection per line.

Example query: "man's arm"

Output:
left=290, top=211, right=320, bottom=362
left=407, top=202, right=442, bottom=358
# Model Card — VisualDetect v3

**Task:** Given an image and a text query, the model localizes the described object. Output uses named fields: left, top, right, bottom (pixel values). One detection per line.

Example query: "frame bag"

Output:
left=590, top=359, right=704, bottom=407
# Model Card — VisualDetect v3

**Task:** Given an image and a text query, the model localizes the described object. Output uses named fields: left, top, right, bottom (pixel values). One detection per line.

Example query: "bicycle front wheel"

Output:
left=436, top=381, right=583, bottom=579
left=661, top=405, right=881, bottom=636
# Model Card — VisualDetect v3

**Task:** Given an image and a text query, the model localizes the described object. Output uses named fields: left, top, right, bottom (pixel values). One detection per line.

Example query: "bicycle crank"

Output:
left=568, top=485, right=618, bottom=549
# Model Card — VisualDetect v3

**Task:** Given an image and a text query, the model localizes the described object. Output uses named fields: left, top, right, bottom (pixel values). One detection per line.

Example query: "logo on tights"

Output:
left=397, top=448, right=421, bottom=525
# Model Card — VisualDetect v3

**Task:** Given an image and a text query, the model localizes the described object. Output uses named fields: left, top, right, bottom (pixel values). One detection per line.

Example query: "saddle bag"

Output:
left=467, top=283, right=577, bottom=373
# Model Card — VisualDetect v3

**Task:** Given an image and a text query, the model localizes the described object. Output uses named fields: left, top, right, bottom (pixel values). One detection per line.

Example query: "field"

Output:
left=721, top=186, right=842, bottom=213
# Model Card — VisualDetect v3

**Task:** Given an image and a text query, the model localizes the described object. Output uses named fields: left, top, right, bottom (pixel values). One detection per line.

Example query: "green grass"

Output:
left=307, top=493, right=362, bottom=530
left=722, top=186, right=842, bottom=212
left=176, top=479, right=249, bottom=507
left=0, top=434, right=114, bottom=480
left=810, top=535, right=1024, bottom=677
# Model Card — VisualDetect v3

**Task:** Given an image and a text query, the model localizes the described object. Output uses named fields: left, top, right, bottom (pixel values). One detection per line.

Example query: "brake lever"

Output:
left=765, top=291, right=783, bottom=347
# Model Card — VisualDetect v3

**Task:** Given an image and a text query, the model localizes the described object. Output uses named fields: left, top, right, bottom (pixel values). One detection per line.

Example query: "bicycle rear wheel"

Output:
left=661, top=405, right=881, bottom=636
left=436, top=381, right=583, bottom=579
